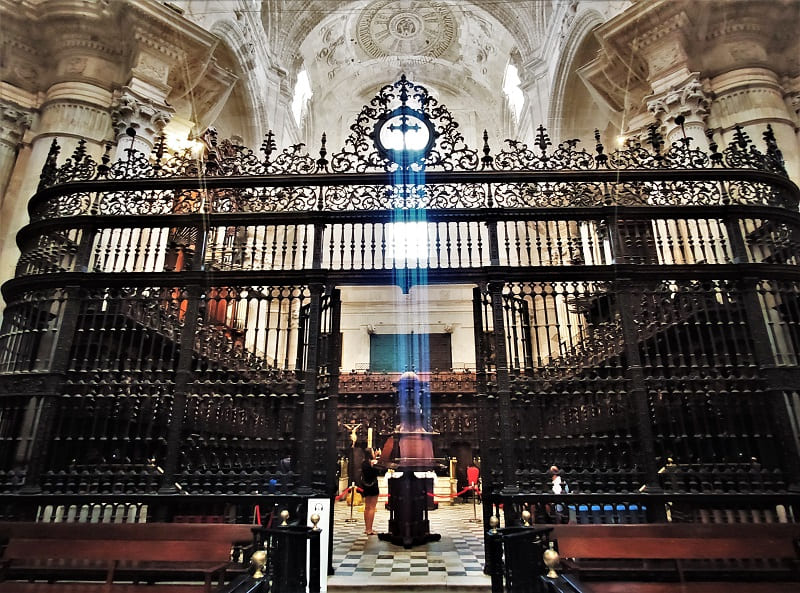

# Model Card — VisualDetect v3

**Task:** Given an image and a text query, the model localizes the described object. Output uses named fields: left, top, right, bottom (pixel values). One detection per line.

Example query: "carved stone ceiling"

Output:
left=269, top=0, right=528, bottom=149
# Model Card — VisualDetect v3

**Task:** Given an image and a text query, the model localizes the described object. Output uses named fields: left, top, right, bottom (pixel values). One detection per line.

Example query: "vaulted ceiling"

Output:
left=259, top=0, right=551, bottom=148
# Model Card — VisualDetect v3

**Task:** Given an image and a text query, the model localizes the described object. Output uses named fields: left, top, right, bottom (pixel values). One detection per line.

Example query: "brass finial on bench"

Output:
left=311, top=513, right=321, bottom=531
left=489, top=515, right=499, bottom=534
left=543, top=542, right=560, bottom=579
left=279, top=509, right=290, bottom=526
left=521, top=510, right=531, bottom=526
left=251, top=549, right=267, bottom=579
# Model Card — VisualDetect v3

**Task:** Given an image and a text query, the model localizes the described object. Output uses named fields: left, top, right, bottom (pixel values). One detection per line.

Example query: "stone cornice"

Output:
left=630, top=10, right=690, bottom=53
left=118, top=0, right=223, bottom=63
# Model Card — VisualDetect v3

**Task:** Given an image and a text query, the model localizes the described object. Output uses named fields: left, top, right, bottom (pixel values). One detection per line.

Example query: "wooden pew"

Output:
left=0, top=522, right=257, bottom=592
left=0, top=538, right=229, bottom=592
left=549, top=523, right=800, bottom=593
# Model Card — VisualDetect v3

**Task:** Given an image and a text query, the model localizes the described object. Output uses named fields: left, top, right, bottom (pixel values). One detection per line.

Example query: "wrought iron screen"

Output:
left=0, top=77, right=798, bottom=524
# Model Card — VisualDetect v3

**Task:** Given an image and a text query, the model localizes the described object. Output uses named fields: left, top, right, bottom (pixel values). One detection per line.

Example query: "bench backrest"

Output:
left=0, top=521, right=254, bottom=543
left=555, top=536, right=794, bottom=560
left=4, top=538, right=233, bottom=563
left=550, top=524, right=800, bottom=560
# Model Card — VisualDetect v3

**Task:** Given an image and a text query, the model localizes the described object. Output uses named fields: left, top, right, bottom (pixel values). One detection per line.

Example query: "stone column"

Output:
left=709, top=67, right=800, bottom=180
left=0, top=78, right=113, bottom=314
left=0, top=103, right=32, bottom=208
left=783, top=78, right=800, bottom=159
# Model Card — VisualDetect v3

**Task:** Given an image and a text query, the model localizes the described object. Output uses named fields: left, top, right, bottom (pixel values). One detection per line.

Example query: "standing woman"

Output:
left=361, top=448, right=380, bottom=535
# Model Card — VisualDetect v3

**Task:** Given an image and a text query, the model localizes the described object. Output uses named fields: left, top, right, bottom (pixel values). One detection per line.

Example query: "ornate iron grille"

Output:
left=1, top=77, right=799, bottom=525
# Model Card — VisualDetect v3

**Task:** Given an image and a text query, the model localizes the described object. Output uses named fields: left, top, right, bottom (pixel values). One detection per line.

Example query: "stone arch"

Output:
left=547, top=10, right=606, bottom=143
left=208, top=21, right=268, bottom=146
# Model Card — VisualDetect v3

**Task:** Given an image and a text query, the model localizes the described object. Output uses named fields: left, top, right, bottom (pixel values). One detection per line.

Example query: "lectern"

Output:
left=377, top=372, right=444, bottom=548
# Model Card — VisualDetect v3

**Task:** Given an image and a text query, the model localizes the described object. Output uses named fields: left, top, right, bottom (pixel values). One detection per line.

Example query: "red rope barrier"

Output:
left=335, top=483, right=480, bottom=503
left=335, top=485, right=364, bottom=501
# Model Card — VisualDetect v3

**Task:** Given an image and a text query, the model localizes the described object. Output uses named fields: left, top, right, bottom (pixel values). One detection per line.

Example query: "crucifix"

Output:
left=343, top=422, right=362, bottom=447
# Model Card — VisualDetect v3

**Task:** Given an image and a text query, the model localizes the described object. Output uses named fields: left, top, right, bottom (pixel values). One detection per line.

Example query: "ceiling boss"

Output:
left=356, top=0, right=456, bottom=58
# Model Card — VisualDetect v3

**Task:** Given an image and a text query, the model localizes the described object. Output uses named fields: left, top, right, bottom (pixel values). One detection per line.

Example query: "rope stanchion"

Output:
left=344, top=482, right=360, bottom=523
left=468, top=481, right=482, bottom=523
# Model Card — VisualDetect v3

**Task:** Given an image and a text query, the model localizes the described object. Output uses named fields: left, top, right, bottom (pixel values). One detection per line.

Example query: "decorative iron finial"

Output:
left=535, top=125, right=552, bottom=153
left=97, top=143, right=112, bottom=177
left=317, top=133, right=328, bottom=170
left=398, top=74, right=409, bottom=105
left=152, top=134, right=166, bottom=172
left=732, top=125, right=751, bottom=150
left=310, top=513, right=321, bottom=531
left=71, top=139, right=88, bottom=165
left=646, top=123, right=664, bottom=155
left=261, top=130, right=277, bottom=164
left=594, top=130, right=608, bottom=167
left=38, top=138, right=60, bottom=190
left=763, top=124, right=786, bottom=175
left=706, top=129, right=723, bottom=166
left=675, top=114, right=687, bottom=139
left=279, top=509, right=290, bottom=526
left=481, top=130, right=493, bottom=168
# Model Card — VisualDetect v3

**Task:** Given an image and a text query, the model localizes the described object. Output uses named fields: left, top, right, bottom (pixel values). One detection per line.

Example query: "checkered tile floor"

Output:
left=329, top=497, right=489, bottom=587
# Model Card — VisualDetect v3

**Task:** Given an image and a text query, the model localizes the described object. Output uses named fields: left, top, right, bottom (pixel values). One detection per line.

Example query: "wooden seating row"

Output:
left=0, top=521, right=255, bottom=593
left=549, top=523, right=800, bottom=593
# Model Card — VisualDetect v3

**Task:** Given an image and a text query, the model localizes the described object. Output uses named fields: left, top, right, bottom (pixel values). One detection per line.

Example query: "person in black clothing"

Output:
left=361, top=448, right=380, bottom=535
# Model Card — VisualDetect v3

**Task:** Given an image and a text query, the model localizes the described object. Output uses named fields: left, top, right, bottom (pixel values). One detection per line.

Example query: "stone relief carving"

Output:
left=317, top=23, right=347, bottom=81
left=65, top=56, right=88, bottom=74
left=134, top=52, right=169, bottom=84
left=356, top=0, right=455, bottom=59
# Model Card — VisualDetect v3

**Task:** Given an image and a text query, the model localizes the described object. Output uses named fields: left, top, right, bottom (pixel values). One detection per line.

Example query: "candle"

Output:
left=367, top=427, right=373, bottom=449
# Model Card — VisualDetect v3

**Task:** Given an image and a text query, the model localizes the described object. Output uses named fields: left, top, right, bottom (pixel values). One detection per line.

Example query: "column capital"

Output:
left=110, top=88, right=172, bottom=143
left=0, top=101, right=33, bottom=148
left=783, top=77, right=800, bottom=122
left=647, top=75, right=710, bottom=127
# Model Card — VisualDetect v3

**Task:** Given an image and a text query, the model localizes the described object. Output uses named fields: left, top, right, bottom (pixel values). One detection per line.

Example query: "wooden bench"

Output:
left=550, top=523, right=800, bottom=593
left=0, top=538, right=231, bottom=592
left=0, top=522, right=257, bottom=592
